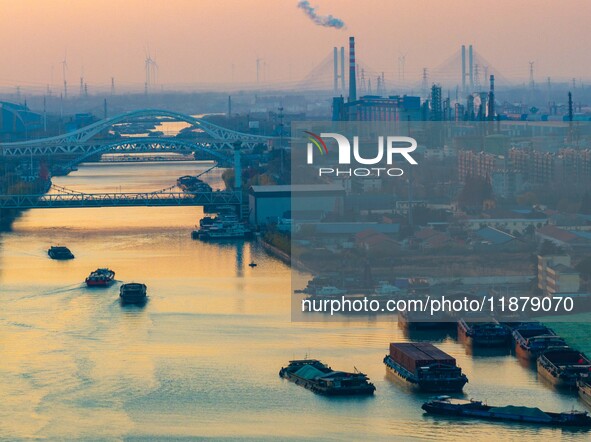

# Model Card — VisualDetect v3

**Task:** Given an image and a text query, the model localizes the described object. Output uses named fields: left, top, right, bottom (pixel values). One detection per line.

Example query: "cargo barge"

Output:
left=512, top=322, right=566, bottom=360
left=397, top=309, right=454, bottom=330
left=422, top=396, right=591, bottom=427
left=537, top=347, right=591, bottom=388
left=85, top=268, right=115, bottom=287
left=120, top=282, right=147, bottom=305
left=383, top=342, right=468, bottom=392
left=48, top=246, right=74, bottom=260
left=279, top=359, right=375, bottom=396
left=458, top=319, right=511, bottom=346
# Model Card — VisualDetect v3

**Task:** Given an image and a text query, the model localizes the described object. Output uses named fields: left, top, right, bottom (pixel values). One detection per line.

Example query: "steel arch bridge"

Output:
left=0, top=108, right=272, bottom=157
left=61, top=137, right=233, bottom=170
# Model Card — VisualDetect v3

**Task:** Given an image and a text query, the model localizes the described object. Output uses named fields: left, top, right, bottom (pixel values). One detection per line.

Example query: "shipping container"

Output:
left=389, top=342, right=456, bottom=372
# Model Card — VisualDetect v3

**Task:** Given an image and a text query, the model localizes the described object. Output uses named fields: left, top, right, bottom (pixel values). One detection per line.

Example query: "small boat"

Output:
left=537, top=347, right=591, bottom=388
left=374, top=281, right=401, bottom=295
left=248, top=261, right=257, bottom=267
left=120, top=283, right=147, bottom=304
left=422, top=396, right=591, bottom=427
left=458, top=319, right=511, bottom=346
left=85, top=268, right=115, bottom=287
left=310, top=286, right=347, bottom=297
left=47, top=246, right=74, bottom=260
left=384, top=342, right=468, bottom=392
left=279, top=359, right=375, bottom=396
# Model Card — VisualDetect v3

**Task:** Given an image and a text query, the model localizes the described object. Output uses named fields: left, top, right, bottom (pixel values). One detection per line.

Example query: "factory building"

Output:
left=332, top=94, right=422, bottom=122
left=248, top=184, right=345, bottom=226
left=0, top=101, right=42, bottom=141
left=331, top=36, right=422, bottom=122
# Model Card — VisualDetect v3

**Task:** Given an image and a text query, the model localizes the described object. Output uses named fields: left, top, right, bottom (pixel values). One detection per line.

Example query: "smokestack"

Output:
left=461, top=45, right=466, bottom=93
left=340, top=47, right=345, bottom=92
left=488, top=74, right=495, bottom=121
left=469, top=45, right=474, bottom=90
left=333, top=47, right=338, bottom=93
left=349, top=36, right=357, bottom=101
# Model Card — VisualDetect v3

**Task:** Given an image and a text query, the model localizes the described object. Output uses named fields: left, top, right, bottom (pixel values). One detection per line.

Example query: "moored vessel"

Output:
left=537, top=347, right=591, bottom=388
left=120, top=282, right=147, bottom=304
left=279, top=359, right=375, bottom=396
left=458, top=319, right=511, bottom=346
left=85, top=268, right=115, bottom=287
left=383, top=342, right=468, bottom=392
left=422, top=396, right=591, bottom=427
left=513, top=322, right=566, bottom=360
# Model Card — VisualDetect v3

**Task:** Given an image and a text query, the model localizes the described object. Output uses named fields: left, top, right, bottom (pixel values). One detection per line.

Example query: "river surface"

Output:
left=1, top=160, right=591, bottom=441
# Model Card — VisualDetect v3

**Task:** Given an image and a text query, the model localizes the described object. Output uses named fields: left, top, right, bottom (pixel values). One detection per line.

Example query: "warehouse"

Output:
left=248, top=184, right=345, bottom=226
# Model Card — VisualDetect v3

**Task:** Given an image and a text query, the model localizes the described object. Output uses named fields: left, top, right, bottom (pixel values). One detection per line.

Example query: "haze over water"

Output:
left=0, top=159, right=590, bottom=440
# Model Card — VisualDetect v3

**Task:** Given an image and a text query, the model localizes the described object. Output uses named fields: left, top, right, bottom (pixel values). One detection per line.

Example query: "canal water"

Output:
left=1, top=160, right=591, bottom=441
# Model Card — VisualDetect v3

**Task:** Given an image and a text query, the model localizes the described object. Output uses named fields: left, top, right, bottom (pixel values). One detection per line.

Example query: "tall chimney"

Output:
left=340, top=47, right=345, bottom=92
left=488, top=74, right=495, bottom=121
left=333, top=47, right=338, bottom=93
left=349, top=36, right=357, bottom=101
left=461, top=45, right=466, bottom=93
left=469, top=45, right=474, bottom=90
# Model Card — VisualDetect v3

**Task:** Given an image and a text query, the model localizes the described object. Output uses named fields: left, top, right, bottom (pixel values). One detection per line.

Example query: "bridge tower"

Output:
left=233, top=141, right=242, bottom=191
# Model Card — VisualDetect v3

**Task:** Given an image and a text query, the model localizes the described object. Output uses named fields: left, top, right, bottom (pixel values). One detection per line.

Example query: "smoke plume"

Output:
left=297, top=1, right=345, bottom=29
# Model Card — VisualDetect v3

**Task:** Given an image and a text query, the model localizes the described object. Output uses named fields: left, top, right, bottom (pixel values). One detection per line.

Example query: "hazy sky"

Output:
left=1, top=0, right=590, bottom=92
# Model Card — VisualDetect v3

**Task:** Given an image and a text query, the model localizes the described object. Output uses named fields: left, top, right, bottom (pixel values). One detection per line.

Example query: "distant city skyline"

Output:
left=1, top=0, right=590, bottom=93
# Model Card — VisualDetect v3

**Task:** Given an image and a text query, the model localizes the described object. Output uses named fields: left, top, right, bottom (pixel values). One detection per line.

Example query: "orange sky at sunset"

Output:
left=0, top=0, right=589, bottom=92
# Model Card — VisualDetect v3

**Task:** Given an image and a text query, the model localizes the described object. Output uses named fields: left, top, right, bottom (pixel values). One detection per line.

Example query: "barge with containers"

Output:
left=457, top=319, right=511, bottom=346
left=422, top=396, right=591, bottom=427
left=383, top=342, right=468, bottom=392
left=279, top=359, right=375, bottom=396
left=512, top=322, right=566, bottom=360
left=537, top=347, right=591, bottom=388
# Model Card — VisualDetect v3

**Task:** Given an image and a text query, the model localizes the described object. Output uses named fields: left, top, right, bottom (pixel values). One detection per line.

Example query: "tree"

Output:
left=539, top=239, right=564, bottom=256
left=457, top=175, right=494, bottom=210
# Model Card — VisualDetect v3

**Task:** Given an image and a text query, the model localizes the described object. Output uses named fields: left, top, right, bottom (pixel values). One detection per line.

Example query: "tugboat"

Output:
left=383, top=342, right=468, bottom=392
left=513, top=322, right=566, bottom=361
left=537, top=347, right=591, bottom=388
left=279, top=359, right=375, bottom=396
left=422, top=396, right=591, bottom=427
left=120, top=283, right=147, bottom=304
left=85, top=268, right=115, bottom=287
left=47, top=246, right=74, bottom=260
left=458, top=319, right=511, bottom=346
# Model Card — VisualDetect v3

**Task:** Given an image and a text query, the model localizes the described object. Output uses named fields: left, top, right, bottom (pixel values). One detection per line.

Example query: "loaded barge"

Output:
left=422, top=396, right=591, bottom=427
left=120, top=282, right=147, bottom=304
left=383, top=342, right=468, bottom=392
left=279, top=359, right=375, bottom=396
left=85, top=268, right=115, bottom=287
left=48, top=246, right=74, bottom=260
left=537, top=347, right=591, bottom=388
left=512, top=322, right=566, bottom=360
left=458, top=319, right=511, bottom=346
